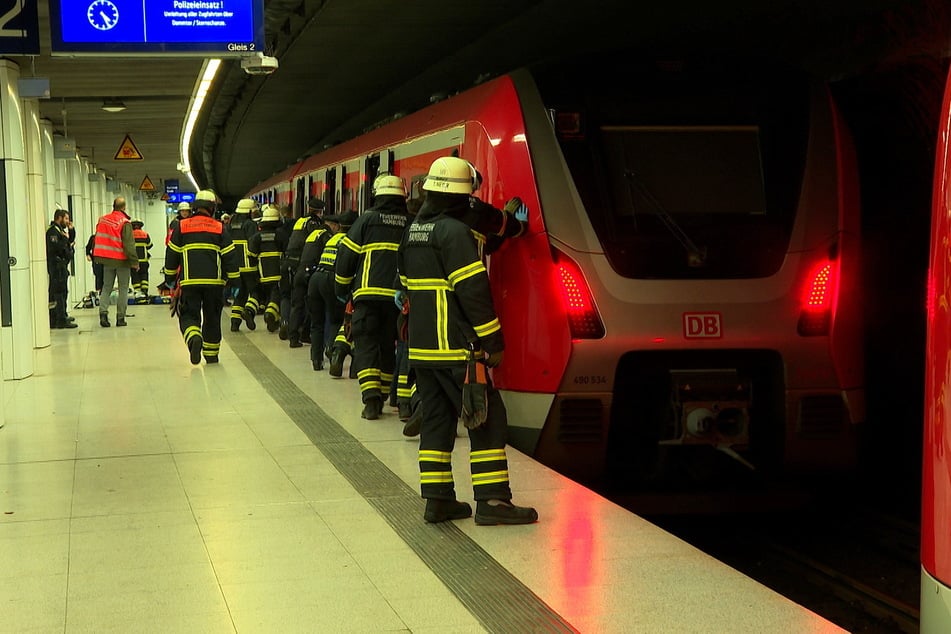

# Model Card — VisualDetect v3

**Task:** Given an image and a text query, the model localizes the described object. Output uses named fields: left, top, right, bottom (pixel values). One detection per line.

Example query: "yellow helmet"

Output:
left=422, top=157, right=476, bottom=194
left=177, top=201, right=192, bottom=211
left=193, top=190, right=217, bottom=211
left=261, top=204, right=281, bottom=222
left=236, top=198, right=255, bottom=212
left=373, top=173, right=407, bottom=197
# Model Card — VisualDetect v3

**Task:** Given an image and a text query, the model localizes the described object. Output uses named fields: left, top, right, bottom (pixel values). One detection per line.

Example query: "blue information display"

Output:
left=50, top=0, right=264, bottom=55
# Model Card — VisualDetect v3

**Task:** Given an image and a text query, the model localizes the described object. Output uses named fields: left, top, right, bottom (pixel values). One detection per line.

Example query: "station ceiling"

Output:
left=8, top=0, right=950, bottom=210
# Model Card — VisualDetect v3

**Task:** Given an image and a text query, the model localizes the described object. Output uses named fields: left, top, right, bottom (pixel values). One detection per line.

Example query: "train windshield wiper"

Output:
left=623, top=170, right=707, bottom=267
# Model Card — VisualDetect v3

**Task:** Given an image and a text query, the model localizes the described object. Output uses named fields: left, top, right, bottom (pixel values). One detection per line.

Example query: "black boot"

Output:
left=328, top=348, right=345, bottom=377
left=99, top=313, right=110, bottom=327
left=312, top=347, right=324, bottom=371
left=188, top=336, right=203, bottom=366
left=474, top=500, right=538, bottom=526
left=230, top=319, right=241, bottom=332
left=402, top=405, right=423, bottom=438
left=243, top=307, right=256, bottom=331
left=289, top=335, right=302, bottom=349
left=424, top=499, right=472, bottom=523
left=361, top=397, right=383, bottom=420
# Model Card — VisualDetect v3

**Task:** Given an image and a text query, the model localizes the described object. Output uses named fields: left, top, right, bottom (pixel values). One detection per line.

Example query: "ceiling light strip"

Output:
left=180, top=58, right=221, bottom=191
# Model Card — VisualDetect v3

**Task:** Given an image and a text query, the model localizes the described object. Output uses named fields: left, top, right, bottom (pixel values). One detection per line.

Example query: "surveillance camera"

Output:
left=240, top=53, right=279, bottom=76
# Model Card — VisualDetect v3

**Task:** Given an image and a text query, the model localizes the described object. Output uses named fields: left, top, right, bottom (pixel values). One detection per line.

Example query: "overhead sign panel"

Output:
left=49, top=0, right=264, bottom=56
left=0, top=0, right=40, bottom=55
left=138, top=175, right=156, bottom=191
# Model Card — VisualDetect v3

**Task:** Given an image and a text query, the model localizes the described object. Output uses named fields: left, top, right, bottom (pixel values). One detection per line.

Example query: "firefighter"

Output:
left=310, top=210, right=357, bottom=370
left=130, top=218, right=153, bottom=302
left=281, top=197, right=325, bottom=340
left=163, top=190, right=239, bottom=364
left=335, top=174, right=408, bottom=419
left=228, top=198, right=260, bottom=331
left=287, top=213, right=332, bottom=348
left=46, top=209, right=78, bottom=329
left=244, top=204, right=284, bottom=332
left=166, top=201, right=192, bottom=245
left=397, top=156, right=537, bottom=525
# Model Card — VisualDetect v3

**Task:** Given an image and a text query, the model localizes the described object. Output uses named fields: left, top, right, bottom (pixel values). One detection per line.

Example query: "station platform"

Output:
left=1, top=305, right=845, bottom=633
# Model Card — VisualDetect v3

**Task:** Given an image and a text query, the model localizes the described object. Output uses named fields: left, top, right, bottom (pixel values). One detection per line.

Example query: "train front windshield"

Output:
left=534, top=59, right=810, bottom=279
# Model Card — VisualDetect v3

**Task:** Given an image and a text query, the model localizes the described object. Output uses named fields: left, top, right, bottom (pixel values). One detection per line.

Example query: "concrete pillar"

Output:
left=0, top=59, right=34, bottom=380
left=22, top=99, right=50, bottom=349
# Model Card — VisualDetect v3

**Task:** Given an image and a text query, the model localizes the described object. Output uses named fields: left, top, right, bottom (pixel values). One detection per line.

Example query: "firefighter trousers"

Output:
left=350, top=300, right=398, bottom=404
left=178, top=286, right=224, bottom=360
left=415, top=366, right=512, bottom=503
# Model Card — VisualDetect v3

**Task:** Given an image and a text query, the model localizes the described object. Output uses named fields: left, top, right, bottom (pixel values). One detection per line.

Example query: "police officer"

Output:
left=130, top=218, right=153, bottom=301
left=46, top=209, right=78, bottom=329
left=228, top=198, right=259, bottom=331
left=287, top=213, right=332, bottom=348
left=164, top=190, right=239, bottom=364
left=244, top=204, right=284, bottom=332
left=335, top=174, right=408, bottom=420
left=310, top=210, right=357, bottom=370
left=281, top=197, right=325, bottom=339
left=397, top=156, right=537, bottom=525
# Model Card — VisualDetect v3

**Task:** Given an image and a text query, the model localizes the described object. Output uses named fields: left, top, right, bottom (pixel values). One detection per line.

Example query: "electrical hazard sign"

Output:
left=138, top=175, right=156, bottom=191
left=114, top=135, right=143, bottom=161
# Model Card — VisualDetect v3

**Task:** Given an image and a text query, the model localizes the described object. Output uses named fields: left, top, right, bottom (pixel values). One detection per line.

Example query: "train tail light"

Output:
left=798, top=260, right=837, bottom=336
left=553, top=249, right=605, bottom=339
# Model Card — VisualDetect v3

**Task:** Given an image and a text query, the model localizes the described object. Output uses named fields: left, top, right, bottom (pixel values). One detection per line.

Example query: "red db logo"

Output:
left=683, top=312, right=722, bottom=339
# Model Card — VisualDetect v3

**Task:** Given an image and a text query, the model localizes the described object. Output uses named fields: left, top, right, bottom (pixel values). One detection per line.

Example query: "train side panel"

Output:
left=922, top=64, right=951, bottom=634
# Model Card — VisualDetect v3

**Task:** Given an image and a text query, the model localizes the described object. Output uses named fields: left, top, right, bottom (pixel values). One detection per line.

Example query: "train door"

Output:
left=295, top=177, right=306, bottom=217
left=921, top=62, right=951, bottom=634
left=334, top=165, right=345, bottom=214
left=324, top=168, right=336, bottom=214
left=363, top=154, right=379, bottom=211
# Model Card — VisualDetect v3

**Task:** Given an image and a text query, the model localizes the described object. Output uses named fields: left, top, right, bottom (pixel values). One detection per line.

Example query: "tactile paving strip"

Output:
left=229, top=334, right=576, bottom=633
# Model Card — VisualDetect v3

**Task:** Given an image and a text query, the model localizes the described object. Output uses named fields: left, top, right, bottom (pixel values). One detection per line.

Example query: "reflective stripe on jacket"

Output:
left=93, top=211, right=130, bottom=260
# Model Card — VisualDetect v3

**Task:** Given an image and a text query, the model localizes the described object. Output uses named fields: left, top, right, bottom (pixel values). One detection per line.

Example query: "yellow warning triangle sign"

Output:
left=138, top=175, right=156, bottom=191
left=114, top=134, right=143, bottom=161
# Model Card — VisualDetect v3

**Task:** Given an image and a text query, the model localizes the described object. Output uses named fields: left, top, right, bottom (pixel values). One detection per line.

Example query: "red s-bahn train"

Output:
left=248, top=56, right=864, bottom=492
left=923, top=62, right=951, bottom=633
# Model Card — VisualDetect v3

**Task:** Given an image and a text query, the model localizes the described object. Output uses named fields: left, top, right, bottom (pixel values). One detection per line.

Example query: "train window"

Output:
left=324, top=168, right=336, bottom=213
left=532, top=56, right=809, bottom=279
left=364, top=154, right=381, bottom=210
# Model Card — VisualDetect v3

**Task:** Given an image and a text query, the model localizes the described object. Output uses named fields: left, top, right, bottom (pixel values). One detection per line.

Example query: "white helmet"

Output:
left=422, top=157, right=476, bottom=194
left=261, top=204, right=281, bottom=222
left=177, top=201, right=192, bottom=211
left=236, top=198, right=255, bottom=212
left=373, top=173, right=407, bottom=198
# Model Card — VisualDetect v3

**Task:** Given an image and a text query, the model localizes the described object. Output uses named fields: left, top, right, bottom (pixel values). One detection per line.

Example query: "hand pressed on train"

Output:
left=503, top=196, right=529, bottom=223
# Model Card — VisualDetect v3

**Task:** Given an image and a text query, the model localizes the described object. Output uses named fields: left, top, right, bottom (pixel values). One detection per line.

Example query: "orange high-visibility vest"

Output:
left=93, top=210, right=130, bottom=260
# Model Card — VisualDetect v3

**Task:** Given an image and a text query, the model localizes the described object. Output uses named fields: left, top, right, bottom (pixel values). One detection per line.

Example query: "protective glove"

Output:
left=485, top=350, right=504, bottom=368
left=394, top=290, right=407, bottom=311
left=503, top=196, right=529, bottom=223
left=461, top=351, right=489, bottom=429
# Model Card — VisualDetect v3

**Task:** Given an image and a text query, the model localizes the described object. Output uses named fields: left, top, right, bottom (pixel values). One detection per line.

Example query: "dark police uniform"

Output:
left=287, top=223, right=331, bottom=347
left=281, top=200, right=325, bottom=339
left=46, top=220, right=74, bottom=328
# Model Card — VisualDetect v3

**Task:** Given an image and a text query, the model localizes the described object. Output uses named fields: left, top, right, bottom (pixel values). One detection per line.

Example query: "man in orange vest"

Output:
left=93, top=196, right=139, bottom=327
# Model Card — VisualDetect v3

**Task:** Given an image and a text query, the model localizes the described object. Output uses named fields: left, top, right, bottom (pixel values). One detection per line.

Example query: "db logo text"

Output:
left=683, top=312, right=722, bottom=339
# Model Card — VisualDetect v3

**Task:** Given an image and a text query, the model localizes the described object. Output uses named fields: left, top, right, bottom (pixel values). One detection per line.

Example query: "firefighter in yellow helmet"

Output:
left=243, top=204, right=284, bottom=332
left=334, top=173, right=409, bottom=419
left=163, top=190, right=239, bottom=364
left=228, top=198, right=260, bottom=331
left=396, top=156, right=536, bottom=525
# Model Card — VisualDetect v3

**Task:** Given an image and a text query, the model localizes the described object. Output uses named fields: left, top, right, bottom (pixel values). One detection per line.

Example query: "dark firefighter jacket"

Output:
left=133, top=228, right=153, bottom=262
left=335, top=196, right=407, bottom=301
left=285, top=214, right=325, bottom=262
left=228, top=212, right=257, bottom=273
left=463, top=197, right=526, bottom=256
left=163, top=212, right=239, bottom=287
left=397, top=195, right=503, bottom=367
left=248, top=221, right=283, bottom=283
left=298, top=226, right=331, bottom=273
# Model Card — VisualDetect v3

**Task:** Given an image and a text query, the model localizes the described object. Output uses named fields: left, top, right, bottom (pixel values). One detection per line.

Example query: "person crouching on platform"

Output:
left=397, top=156, right=537, bottom=526
left=163, top=190, right=239, bottom=365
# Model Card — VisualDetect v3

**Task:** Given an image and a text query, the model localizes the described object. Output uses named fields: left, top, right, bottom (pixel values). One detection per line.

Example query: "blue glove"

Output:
left=503, top=196, right=529, bottom=223
left=513, top=203, right=529, bottom=223
left=394, top=290, right=406, bottom=310
left=336, top=295, right=348, bottom=304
